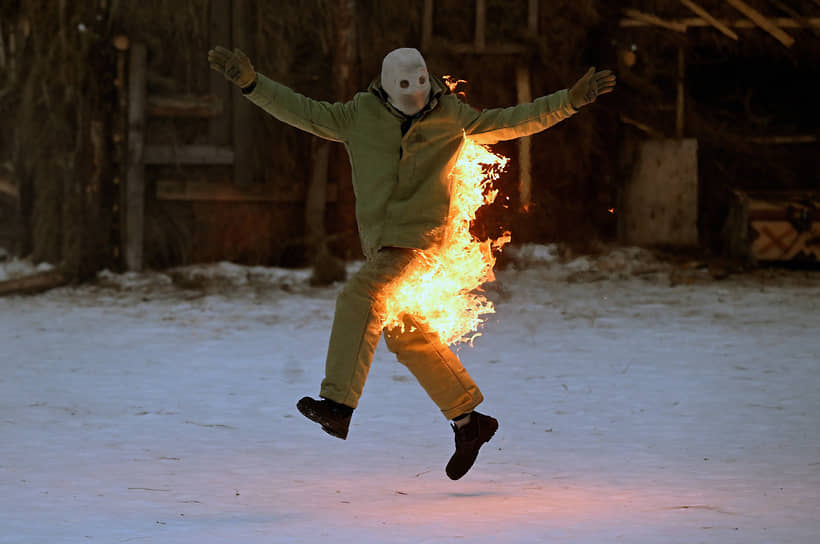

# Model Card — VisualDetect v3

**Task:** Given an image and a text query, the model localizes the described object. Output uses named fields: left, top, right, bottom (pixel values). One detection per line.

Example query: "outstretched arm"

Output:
left=460, top=67, right=616, bottom=145
left=208, top=45, right=355, bottom=142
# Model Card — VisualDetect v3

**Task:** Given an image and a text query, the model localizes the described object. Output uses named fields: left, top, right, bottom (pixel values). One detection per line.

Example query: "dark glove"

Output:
left=568, top=67, right=616, bottom=110
left=208, top=45, right=257, bottom=89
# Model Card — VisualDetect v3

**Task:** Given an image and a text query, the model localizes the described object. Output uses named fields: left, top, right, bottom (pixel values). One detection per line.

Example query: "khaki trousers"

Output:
left=319, top=247, right=483, bottom=420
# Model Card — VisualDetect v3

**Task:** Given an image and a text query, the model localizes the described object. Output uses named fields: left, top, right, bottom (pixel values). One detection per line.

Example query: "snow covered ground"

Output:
left=1, top=245, right=819, bottom=543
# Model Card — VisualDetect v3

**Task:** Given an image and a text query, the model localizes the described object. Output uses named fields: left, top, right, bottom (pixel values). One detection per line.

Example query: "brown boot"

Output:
left=296, top=397, right=353, bottom=440
left=445, top=411, right=498, bottom=480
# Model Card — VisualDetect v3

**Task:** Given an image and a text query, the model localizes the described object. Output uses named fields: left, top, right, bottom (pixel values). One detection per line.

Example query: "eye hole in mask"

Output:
left=400, top=80, right=410, bottom=89
left=419, top=76, right=426, bottom=85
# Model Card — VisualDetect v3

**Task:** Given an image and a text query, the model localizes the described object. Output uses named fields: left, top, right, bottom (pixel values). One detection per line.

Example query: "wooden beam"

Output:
left=746, top=135, right=817, bottom=144
left=475, top=0, right=486, bottom=51
left=125, top=42, right=146, bottom=272
left=209, top=0, right=232, bottom=145
left=422, top=0, right=433, bottom=51
left=620, top=115, right=664, bottom=139
left=232, top=0, right=255, bottom=185
left=768, top=0, right=820, bottom=38
left=620, top=16, right=820, bottom=29
left=156, top=179, right=338, bottom=202
left=0, top=175, right=17, bottom=199
left=623, top=9, right=688, bottom=32
left=305, top=139, right=331, bottom=253
left=527, top=0, right=538, bottom=33
left=449, top=42, right=531, bottom=55
left=676, top=46, right=685, bottom=138
left=143, top=145, right=234, bottom=165
left=725, top=0, right=795, bottom=46
left=146, top=94, right=223, bottom=118
left=0, top=268, right=68, bottom=297
left=679, top=0, right=738, bottom=40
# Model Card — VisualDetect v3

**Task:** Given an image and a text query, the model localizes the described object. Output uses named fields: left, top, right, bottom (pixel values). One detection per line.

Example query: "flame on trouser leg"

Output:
left=381, top=136, right=511, bottom=346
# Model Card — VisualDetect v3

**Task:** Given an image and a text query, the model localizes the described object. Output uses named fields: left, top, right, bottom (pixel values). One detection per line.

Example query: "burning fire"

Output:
left=381, top=137, right=511, bottom=346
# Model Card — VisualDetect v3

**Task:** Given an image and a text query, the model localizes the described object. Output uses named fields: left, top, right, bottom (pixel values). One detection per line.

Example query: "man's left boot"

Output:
left=445, top=411, right=498, bottom=480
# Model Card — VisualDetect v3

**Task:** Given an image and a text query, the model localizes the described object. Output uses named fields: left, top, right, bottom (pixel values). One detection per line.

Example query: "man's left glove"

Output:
left=568, top=67, right=616, bottom=110
left=208, top=45, right=257, bottom=90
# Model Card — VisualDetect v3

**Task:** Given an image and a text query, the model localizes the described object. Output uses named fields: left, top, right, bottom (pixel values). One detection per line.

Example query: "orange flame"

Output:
left=381, top=137, right=511, bottom=346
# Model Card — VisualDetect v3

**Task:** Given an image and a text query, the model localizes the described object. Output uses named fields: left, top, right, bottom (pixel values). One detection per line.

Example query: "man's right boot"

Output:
left=445, top=411, right=498, bottom=480
left=296, top=397, right=353, bottom=440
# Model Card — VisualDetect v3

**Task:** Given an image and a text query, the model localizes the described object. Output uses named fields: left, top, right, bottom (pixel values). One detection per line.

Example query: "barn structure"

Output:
left=0, top=0, right=818, bottom=290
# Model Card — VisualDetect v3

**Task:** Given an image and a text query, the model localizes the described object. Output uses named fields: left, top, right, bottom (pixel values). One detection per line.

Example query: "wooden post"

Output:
left=528, top=0, right=539, bottom=34
left=232, top=0, right=255, bottom=185
left=332, top=0, right=358, bottom=259
left=305, top=139, right=330, bottom=256
left=422, top=0, right=433, bottom=51
left=124, top=42, right=146, bottom=272
left=676, top=46, right=685, bottom=139
left=475, top=0, right=486, bottom=52
left=516, top=64, right=532, bottom=211
left=209, top=0, right=232, bottom=146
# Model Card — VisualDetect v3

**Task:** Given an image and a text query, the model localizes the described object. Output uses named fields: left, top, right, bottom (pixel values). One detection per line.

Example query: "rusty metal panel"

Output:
left=621, top=138, right=699, bottom=247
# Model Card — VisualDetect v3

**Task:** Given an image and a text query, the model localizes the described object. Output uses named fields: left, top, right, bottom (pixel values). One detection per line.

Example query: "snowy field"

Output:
left=1, top=245, right=819, bottom=544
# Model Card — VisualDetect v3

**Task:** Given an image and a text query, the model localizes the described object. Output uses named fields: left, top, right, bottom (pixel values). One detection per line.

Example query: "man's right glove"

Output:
left=208, top=45, right=257, bottom=90
left=568, top=67, right=616, bottom=110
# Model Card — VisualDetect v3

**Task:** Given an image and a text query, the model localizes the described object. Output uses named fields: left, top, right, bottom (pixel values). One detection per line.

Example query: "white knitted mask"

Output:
left=380, top=48, right=431, bottom=116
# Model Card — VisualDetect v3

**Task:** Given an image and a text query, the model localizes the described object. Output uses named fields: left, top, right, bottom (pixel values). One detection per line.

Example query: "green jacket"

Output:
left=244, top=73, right=577, bottom=258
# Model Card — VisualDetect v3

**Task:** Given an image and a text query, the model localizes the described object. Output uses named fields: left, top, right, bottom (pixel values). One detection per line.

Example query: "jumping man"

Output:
left=208, top=45, right=615, bottom=480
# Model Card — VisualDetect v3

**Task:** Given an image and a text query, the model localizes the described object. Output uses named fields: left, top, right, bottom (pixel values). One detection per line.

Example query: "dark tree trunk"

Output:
left=331, top=0, right=359, bottom=259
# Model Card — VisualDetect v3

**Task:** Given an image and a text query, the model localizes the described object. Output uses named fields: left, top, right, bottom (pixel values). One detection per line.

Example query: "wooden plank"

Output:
left=475, top=0, right=486, bottom=51
left=422, top=0, right=434, bottom=51
left=726, top=0, right=794, bottom=46
left=620, top=16, right=820, bottom=29
left=143, top=145, right=234, bottom=165
left=527, top=0, right=538, bottom=33
left=331, top=0, right=359, bottom=255
left=209, top=0, right=232, bottom=145
left=450, top=42, right=531, bottom=55
left=679, top=0, right=739, bottom=40
left=305, top=139, right=331, bottom=253
left=515, top=63, right=532, bottom=211
left=768, top=0, right=820, bottom=38
left=0, top=268, right=68, bottom=297
left=746, top=135, right=817, bottom=144
left=232, top=0, right=255, bottom=185
left=0, top=174, right=18, bottom=199
left=676, top=46, right=685, bottom=138
left=146, top=94, right=223, bottom=118
left=623, top=9, right=688, bottom=32
left=733, top=17, right=818, bottom=28
left=125, top=42, right=146, bottom=272
left=620, top=115, right=664, bottom=139
left=156, top=179, right=338, bottom=202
